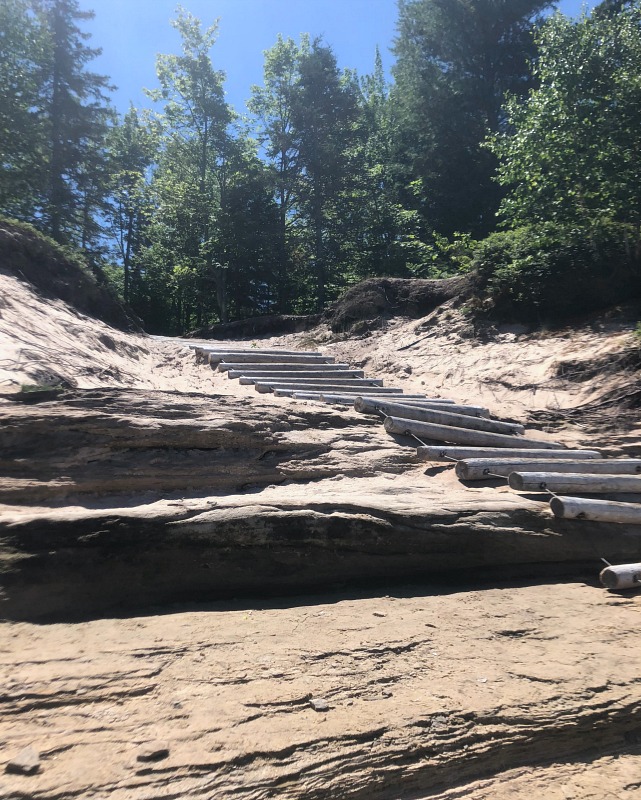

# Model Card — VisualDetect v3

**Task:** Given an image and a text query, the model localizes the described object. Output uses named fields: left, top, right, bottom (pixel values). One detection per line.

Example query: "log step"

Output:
left=194, top=346, right=320, bottom=356
left=385, top=416, right=564, bottom=449
left=210, top=353, right=334, bottom=365
left=354, top=396, right=492, bottom=421
left=265, top=384, right=405, bottom=395
left=254, top=377, right=384, bottom=390
left=219, top=362, right=351, bottom=373
left=551, top=495, right=641, bottom=524
left=457, top=458, right=641, bottom=481
left=510, top=472, right=641, bottom=493
left=236, top=371, right=366, bottom=383
left=599, top=563, right=641, bottom=589
left=289, top=393, right=430, bottom=403
left=361, top=400, right=523, bottom=434
left=418, top=446, right=602, bottom=462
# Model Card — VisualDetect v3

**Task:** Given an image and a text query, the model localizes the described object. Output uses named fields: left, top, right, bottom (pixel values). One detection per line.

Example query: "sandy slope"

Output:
left=1, top=272, right=641, bottom=798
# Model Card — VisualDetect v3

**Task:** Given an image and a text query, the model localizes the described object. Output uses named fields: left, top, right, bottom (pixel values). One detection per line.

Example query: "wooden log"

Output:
left=218, top=362, right=351, bottom=373
left=550, top=495, right=641, bottom=524
left=323, top=389, right=428, bottom=406
left=364, top=401, right=524, bottom=435
left=418, top=446, right=600, bottom=462
left=457, top=458, right=641, bottom=481
left=354, top=396, right=490, bottom=420
left=251, top=377, right=383, bottom=388
left=261, top=383, right=404, bottom=394
left=382, top=398, right=488, bottom=416
left=510, top=472, right=641, bottom=493
left=209, top=353, right=334, bottom=366
left=231, top=370, right=364, bottom=381
left=272, top=388, right=408, bottom=398
left=599, top=563, right=641, bottom=590
left=194, top=346, right=317, bottom=356
left=384, top=417, right=564, bottom=449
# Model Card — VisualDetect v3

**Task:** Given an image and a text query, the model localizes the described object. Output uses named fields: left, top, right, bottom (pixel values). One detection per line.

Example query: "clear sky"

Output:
left=84, top=0, right=599, bottom=117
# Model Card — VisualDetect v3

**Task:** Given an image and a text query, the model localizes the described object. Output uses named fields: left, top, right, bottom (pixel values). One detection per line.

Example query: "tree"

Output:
left=290, top=38, right=361, bottom=309
left=392, top=0, right=553, bottom=237
left=248, top=35, right=300, bottom=311
left=491, top=3, right=641, bottom=253
left=344, top=48, right=435, bottom=280
left=36, top=0, right=114, bottom=245
left=250, top=35, right=363, bottom=311
left=144, top=6, right=233, bottom=326
left=0, top=0, right=47, bottom=221
left=106, top=107, right=159, bottom=303
left=217, top=136, right=281, bottom=318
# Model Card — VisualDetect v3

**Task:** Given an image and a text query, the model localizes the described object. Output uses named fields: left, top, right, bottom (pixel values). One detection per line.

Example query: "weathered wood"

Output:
left=380, top=394, right=456, bottom=408
left=233, top=370, right=364, bottom=381
left=262, top=383, right=404, bottom=394
left=382, top=398, right=488, bottom=415
left=457, top=458, right=641, bottom=481
left=510, top=472, right=641, bottom=493
left=192, top=346, right=318, bottom=355
left=253, top=377, right=383, bottom=390
left=384, top=417, right=564, bottom=449
left=209, top=353, right=334, bottom=366
left=273, top=388, right=410, bottom=398
left=354, top=396, right=491, bottom=420
left=219, top=362, right=351, bottom=373
left=368, top=402, right=524, bottom=435
left=311, top=393, right=427, bottom=403
left=418, top=446, right=600, bottom=462
left=599, top=563, right=641, bottom=590
left=550, top=495, right=641, bottom=524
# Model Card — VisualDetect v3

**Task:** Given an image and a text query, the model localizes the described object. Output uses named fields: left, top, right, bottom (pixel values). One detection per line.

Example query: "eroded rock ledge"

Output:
left=2, top=389, right=640, bottom=621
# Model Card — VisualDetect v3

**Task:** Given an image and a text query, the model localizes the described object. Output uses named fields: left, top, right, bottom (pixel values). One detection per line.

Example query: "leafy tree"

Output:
left=344, top=48, right=436, bottom=280
left=248, top=35, right=300, bottom=311
left=491, top=3, right=641, bottom=255
left=217, top=136, right=282, bottom=318
left=144, top=6, right=233, bottom=327
left=392, top=0, right=553, bottom=237
left=290, top=38, right=361, bottom=309
left=106, top=107, right=159, bottom=302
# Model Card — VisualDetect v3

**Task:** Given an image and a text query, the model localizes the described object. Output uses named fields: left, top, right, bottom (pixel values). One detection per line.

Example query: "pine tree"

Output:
left=36, top=0, right=114, bottom=245
left=392, top=0, right=553, bottom=237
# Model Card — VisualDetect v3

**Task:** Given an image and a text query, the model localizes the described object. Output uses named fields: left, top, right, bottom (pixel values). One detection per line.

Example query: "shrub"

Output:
left=470, top=222, right=641, bottom=322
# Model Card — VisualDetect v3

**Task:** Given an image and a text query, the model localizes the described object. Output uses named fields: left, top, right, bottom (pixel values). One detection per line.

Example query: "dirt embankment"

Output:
left=1, top=263, right=641, bottom=799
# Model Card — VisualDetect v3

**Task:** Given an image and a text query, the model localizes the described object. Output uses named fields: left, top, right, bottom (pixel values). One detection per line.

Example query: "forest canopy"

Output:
left=1, top=0, right=640, bottom=332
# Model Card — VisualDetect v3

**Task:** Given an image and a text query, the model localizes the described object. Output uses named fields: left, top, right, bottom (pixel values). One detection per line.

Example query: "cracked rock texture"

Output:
left=2, top=269, right=641, bottom=798
left=1, top=583, right=640, bottom=799
left=2, top=388, right=641, bottom=622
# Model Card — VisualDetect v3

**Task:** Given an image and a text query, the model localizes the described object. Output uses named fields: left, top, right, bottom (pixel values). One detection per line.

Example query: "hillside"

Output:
left=1, top=266, right=641, bottom=799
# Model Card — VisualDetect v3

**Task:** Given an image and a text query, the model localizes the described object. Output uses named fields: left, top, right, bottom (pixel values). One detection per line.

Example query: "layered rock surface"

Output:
left=1, top=583, right=640, bottom=799
left=2, top=387, right=641, bottom=623
left=2, top=270, right=641, bottom=798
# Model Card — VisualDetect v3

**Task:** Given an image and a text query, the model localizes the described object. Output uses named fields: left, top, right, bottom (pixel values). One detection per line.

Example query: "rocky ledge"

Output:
left=1, top=388, right=640, bottom=621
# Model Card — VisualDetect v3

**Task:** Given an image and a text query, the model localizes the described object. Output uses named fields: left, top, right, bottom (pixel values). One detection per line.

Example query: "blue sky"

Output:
left=84, top=0, right=599, bottom=116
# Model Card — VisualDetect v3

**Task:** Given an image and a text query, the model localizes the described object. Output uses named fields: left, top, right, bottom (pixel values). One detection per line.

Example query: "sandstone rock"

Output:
left=136, top=741, right=170, bottom=763
left=5, top=746, right=41, bottom=775
left=310, top=698, right=330, bottom=712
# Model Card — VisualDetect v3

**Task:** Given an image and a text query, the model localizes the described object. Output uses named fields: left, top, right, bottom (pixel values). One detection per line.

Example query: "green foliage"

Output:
left=4, top=0, right=641, bottom=335
left=0, top=0, right=114, bottom=249
left=0, top=213, right=91, bottom=277
left=392, top=0, right=552, bottom=237
left=491, top=4, right=641, bottom=238
left=470, top=221, right=641, bottom=320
